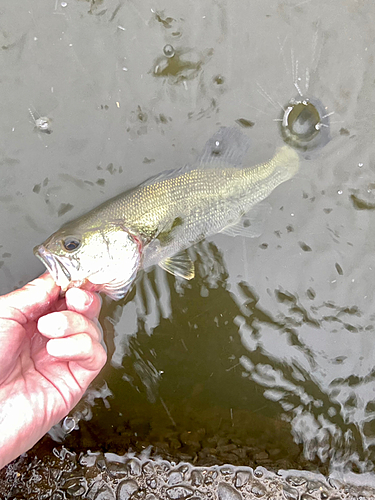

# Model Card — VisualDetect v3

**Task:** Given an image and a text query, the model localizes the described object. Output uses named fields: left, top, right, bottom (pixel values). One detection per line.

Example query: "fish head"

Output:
left=34, top=222, right=142, bottom=300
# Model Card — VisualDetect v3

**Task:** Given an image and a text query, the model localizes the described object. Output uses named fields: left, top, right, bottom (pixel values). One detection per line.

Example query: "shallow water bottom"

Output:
left=2, top=448, right=375, bottom=500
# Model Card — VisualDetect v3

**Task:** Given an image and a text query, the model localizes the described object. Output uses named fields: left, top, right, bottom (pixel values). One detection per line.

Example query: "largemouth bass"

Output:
left=34, top=127, right=299, bottom=300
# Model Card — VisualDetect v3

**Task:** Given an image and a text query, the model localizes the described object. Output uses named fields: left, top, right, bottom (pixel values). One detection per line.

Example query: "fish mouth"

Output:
left=33, top=245, right=72, bottom=289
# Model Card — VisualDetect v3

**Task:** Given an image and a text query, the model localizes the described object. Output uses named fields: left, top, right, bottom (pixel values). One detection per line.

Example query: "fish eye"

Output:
left=62, top=237, right=81, bottom=252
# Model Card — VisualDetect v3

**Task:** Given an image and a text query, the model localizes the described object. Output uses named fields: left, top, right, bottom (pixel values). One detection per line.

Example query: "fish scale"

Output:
left=34, top=128, right=299, bottom=300
left=83, top=156, right=294, bottom=241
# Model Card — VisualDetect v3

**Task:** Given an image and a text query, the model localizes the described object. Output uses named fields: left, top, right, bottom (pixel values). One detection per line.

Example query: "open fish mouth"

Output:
left=33, top=245, right=72, bottom=289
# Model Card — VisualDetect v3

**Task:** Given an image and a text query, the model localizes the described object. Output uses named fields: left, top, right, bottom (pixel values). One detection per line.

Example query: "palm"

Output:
left=2, top=322, right=80, bottom=422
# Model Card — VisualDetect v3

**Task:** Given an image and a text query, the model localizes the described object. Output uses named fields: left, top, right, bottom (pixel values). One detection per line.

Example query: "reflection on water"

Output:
left=38, top=239, right=372, bottom=475
left=42, top=242, right=319, bottom=471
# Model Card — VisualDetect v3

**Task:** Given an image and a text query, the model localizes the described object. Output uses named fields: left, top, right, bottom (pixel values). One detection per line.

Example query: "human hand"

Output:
left=0, top=273, right=107, bottom=469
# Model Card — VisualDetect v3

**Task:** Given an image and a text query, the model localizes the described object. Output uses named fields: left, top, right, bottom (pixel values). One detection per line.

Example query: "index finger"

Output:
left=65, top=288, right=102, bottom=320
left=0, top=273, right=60, bottom=323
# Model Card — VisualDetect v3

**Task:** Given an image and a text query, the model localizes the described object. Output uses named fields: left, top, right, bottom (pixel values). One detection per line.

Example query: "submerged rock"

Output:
left=2, top=450, right=375, bottom=500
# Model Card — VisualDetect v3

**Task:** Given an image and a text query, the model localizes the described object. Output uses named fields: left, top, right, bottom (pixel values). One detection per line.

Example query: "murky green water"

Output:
left=1, top=0, right=375, bottom=491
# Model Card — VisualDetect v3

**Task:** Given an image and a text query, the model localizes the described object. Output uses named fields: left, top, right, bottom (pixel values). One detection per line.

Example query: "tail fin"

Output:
left=272, top=145, right=300, bottom=178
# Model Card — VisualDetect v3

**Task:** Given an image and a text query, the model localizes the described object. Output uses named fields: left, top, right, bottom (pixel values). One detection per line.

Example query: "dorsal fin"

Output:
left=138, top=127, right=252, bottom=188
left=197, top=126, right=252, bottom=166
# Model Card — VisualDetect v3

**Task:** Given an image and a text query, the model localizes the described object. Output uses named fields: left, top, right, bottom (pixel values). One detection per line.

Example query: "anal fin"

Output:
left=159, top=252, right=195, bottom=280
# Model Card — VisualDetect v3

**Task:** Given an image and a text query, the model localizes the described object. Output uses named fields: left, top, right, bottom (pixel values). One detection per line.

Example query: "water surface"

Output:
left=1, top=0, right=375, bottom=484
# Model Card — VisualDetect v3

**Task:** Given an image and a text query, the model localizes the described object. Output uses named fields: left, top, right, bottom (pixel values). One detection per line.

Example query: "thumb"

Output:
left=0, top=273, right=60, bottom=323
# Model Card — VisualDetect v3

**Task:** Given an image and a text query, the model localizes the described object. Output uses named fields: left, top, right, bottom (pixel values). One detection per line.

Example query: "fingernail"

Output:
left=38, top=313, right=68, bottom=336
left=67, top=287, right=93, bottom=309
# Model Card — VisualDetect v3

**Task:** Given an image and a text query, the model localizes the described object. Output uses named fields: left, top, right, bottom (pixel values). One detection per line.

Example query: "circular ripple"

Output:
left=280, top=97, right=330, bottom=153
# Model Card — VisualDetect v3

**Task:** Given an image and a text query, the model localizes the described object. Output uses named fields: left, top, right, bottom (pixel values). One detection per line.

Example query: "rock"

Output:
left=190, top=469, right=203, bottom=487
left=166, top=485, right=194, bottom=499
left=93, top=485, right=115, bottom=500
left=64, top=477, right=87, bottom=498
left=107, top=462, right=128, bottom=479
left=168, top=471, right=184, bottom=486
left=126, top=459, right=141, bottom=477
left=254, top=451, right=269, bottom=462
left=251, top=482, right=267, bottom=497
left=218, top=482, right=243, bottom=500
left=286, top=476, right=306, bottom=487
left=234, top=470, right=251, bottom=488
left=87, top=482, right=115, bottom=500
left=204, top=469, right=218, bottom=485
left=116, top=480, right=138, bottom=500
left=283, top=484, right=299, bottom=500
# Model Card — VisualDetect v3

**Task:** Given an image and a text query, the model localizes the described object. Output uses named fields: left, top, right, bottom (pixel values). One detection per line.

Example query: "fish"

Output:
left=34, top=127, right=299, bottom=300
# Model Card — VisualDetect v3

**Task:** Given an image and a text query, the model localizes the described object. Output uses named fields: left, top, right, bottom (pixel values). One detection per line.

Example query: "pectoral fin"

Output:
left=159, top=252, right=195, bottom=280
left=100, top=279, right=133, bottom=301
left=157, top=216, right=185, bottom=246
